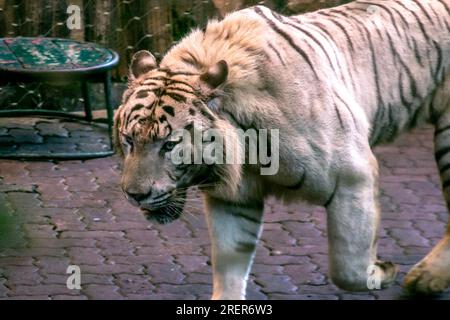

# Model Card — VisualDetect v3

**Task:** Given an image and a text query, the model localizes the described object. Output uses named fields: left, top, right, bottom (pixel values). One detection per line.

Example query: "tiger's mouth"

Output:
left=140, top=195, right=186, bottom=225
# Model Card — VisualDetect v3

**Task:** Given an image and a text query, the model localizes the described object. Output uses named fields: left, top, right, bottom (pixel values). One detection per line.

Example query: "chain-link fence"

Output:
left=0, top=0, right=351, bottom=111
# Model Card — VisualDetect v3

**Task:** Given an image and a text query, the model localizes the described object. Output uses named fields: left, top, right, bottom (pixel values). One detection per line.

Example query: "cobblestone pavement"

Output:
left=0, top=122, right=450, bottom=300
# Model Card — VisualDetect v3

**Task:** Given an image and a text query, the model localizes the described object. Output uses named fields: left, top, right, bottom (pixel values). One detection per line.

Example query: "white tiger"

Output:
left=114, top=0, right=450, bottom=299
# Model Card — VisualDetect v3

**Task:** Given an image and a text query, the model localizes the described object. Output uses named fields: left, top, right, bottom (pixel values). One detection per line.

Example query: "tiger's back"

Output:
left=250, top=0, right=450, bottom=146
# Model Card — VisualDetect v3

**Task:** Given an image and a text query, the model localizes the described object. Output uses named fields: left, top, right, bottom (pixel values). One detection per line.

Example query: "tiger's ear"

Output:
left=200, top=60, right=228, bottom=89
left=130, top=50, right=157, bottom=79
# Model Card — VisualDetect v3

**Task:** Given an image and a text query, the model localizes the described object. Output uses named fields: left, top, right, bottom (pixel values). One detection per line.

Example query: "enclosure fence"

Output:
left=0, top=0, right=350, bottom=110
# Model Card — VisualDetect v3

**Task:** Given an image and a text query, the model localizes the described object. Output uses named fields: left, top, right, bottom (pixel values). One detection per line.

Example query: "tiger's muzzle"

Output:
left=123, top=188, right=186, bottom=225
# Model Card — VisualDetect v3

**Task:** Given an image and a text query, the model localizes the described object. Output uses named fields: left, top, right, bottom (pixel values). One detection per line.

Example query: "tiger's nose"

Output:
left=126, top=191, right=151, bottom=203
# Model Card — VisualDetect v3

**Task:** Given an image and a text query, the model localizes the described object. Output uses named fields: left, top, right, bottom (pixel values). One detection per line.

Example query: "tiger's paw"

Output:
left=375, top=260, right=398, bottom=288
left=403, top=260, right=450, bottom=295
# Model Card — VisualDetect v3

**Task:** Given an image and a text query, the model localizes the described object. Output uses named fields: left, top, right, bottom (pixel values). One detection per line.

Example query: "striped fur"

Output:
left=115, top=0, right=450, bottom=299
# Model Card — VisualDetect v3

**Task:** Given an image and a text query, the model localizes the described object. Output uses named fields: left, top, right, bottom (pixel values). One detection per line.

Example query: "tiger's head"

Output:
left=114, top=51, right=238, bottom=224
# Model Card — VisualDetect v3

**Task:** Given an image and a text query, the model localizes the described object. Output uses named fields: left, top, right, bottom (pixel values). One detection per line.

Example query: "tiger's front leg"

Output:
left=204, top=196, right=264, bottom=300
left=326, top=151, right=398, bottom=291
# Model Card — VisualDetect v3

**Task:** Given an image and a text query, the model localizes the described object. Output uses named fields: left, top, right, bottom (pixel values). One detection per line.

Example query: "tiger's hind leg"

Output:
left=404, top=79, right=450, bottom=295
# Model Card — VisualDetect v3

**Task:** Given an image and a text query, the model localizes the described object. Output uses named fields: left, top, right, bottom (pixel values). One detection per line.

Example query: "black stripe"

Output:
left=399, top=73, right=413, bottom=116
left=184, top=122, right=193, bottom=131
left=432, top=40, right=443, bottom=84
left=446, top=19, right=450, bottom=33
left=362, top=22, right=384, bottom=115
left=267, top=43, right=286, bottom=66
left=162, top=69, right=200, bottom=77
left=437, top=0, right=450, bottom=15
left=200, top=109, right=215, bottom=122
left=408, top=104, right=422, bottom=130
left=396, top=1, right=432, bottom=41
left=435, top=147, right=450, bottom=162
left=388, top=5, right=410, bottom=29
left=136, top=90, right=150, bottom=99
left=324, top=176, right=339, bottom=208
left=141, top=81, right=161, bottom=87
left=333, top=10, right=386, bottom=116
left=130, top=103, right=145, bottom=113
left=235, top=241, right=256, bottom=253
left=166, top=79, right=196, bottom=91
left=162, top=105, right=175, bottom=117
left=220, top=198, right=264, bottom=211
left=281, top=19, right=338, bottom=75
left=379, top=26, right=421, bottom=102
left=159, top=115, right=167, bottom=123
left=334, top=93, right=357, bottom=129
left=254, top=7, right=320, bottom=80
left=344, top=12, right=386, bottom=144
left=316, top=12, right=357, bottom=52
left=307, top=20, right=345, bottom=50
left=443, top=179, right=450, bottom=189
left=286, top=170, right=306, bottom=190
left=166, top=170, right=177, bottom=182
left=386, top=103, right=398, bottom=142
left=429, top=5, right=443, bottom=22
left=165, top=87, right=195, bottom=95
left=193, top=100, right=216, bottom=122
left=357, top=2, right=402, bottom=37
left=144, top=76, right=167, bottom=82
left=439, top=163, right=450, bottom=174
left=412, top=0, right=433, bottom=23
left=371, top=104, right=386, bottom=145
left=165, top=123, right=172, bottom=136
left=229, top=211, right=261, bottom=224
left=384, top=29, right=401, bottom=67
left=435, top=125, right=450, bottom=136
left=334, top=103, right=345, bottom=131
left=242, top=228, right=259, bottom=239
left=411, top=38, right=424, bottom=66
left=125, top=104, right=145, bottom=125
left=165, top=92, right=187, bottom=103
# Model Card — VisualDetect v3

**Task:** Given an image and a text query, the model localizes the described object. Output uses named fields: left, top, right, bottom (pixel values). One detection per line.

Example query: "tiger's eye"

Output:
left=164, top=141, right=177, bottom=151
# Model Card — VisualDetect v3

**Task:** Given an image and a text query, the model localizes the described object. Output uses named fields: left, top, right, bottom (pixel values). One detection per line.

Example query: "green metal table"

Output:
left=0, top=37, right=119, bottom=159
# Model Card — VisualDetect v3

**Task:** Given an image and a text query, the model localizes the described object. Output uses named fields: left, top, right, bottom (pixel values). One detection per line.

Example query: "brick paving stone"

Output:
left=82, top=284, right=123, bottom=300
left=0, top=125, right=449, bottom=300
left=35, top=122, right=69, bottom=138
left=52, top=295, right=88, bottom=300
left=256, top=274, right=298, bottom=294
left=108, top=254, right=173, bottom=266
left=60, top=230, right=125, bottom=239
left=66, top=247, right=105, bottom=266
left=80, top=274, right=115, bottom=286
left=147, top=263, right=186, bottom=285
left=8, top=129, right=43, bottom=144
left=97, top=240, right=135, bottom=257
left=8, top=284, right=79, bottom=297
left=1, top=266, right=43, bottom=285
left=156, top=284, right=212, bottom=295
left=176, top=255, right=209, bottom=273
left=6, top=295, right=51, bottom=300
left=78, top=264, right=145, bottom=275
left=115, top=274, right=155, bottom=294
left=35, top=256, right=71, bottom=274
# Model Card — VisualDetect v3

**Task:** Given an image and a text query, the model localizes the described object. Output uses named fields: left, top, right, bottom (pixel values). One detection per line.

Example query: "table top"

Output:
left=0, top=37, right=119, bottom=80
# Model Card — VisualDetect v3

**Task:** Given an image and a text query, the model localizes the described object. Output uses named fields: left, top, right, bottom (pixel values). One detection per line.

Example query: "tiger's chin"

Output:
left=140, top=197, right=186, bottom=225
